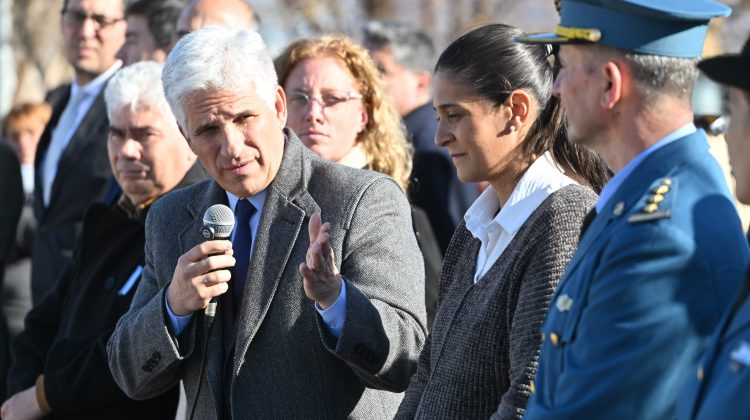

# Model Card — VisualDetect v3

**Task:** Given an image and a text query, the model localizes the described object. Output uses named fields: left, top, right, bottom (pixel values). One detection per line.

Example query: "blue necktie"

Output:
left=232, top=199, right=256, bottom=309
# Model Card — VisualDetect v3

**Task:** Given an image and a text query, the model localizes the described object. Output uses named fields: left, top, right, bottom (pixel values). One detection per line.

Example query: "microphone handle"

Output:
left=205, top=297, right=218, bottom=317
left=203, top=244, right=228, bottom=318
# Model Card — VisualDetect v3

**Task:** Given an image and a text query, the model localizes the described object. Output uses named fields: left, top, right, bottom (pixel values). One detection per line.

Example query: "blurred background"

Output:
left=3, top=0, right=749, bottom=111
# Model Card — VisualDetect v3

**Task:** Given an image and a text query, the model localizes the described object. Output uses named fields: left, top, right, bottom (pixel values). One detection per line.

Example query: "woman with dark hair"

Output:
left=395, top=24, right=609, bottom=419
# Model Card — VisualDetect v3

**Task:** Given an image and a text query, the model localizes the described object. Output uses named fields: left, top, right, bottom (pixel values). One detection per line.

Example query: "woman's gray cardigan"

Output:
left=396, top=184, right=597, bottom=419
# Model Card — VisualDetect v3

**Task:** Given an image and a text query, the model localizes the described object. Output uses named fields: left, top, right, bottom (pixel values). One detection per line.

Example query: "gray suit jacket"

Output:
left=108, top=131, right=427, bottom=419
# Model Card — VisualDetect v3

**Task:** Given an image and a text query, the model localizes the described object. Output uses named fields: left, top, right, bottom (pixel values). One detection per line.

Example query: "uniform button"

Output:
left=697, top=365, right=704, bottom=381
left=643, top=203, right=659, bottom=213
left=550, top=332, right=560, bottom=346
left=530, top=380, right=535, bottom=394
left=652, top=185, right=670, bottom=194
left=613, top=202, right=625, bottom=216
left=648, top=194, right=665, bottom=204
left=540, top=332, right=545, bottom=342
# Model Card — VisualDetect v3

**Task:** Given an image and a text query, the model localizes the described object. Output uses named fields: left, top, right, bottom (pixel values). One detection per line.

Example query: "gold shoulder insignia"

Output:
left=628, top=178, right=674, bottom=224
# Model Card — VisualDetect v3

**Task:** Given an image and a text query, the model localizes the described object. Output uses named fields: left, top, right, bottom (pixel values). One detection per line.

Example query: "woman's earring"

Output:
left=509, top=125, right=516, bottom=133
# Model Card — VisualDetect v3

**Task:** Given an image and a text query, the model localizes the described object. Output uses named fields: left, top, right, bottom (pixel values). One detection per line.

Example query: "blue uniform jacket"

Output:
left=678, top=270, right=750, bottom=420
left=524, top=130, right=749, bottom=419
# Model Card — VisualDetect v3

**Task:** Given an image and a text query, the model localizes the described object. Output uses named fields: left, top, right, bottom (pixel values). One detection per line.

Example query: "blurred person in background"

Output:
left=692, top=74, right=750, bottom=237
left=679, top=35, right=750, bottom=420
left=1, top=61, right=202, bottom=420
left=1, top=103, right=52, bottom=368
left=176, top=0, right=257, bottom=37
left=31, top=0, right=126, bottom=304
left=275, top=34, right=444, bottom=329
left=116, top=0, right=185, bottom=65
left=2, top=103, right=52, bottom=199
left=518, top=0, right=749, bottom=417
left=394, top=24, right=608, bottom=419
left=363, top=21, right=477, bottom=255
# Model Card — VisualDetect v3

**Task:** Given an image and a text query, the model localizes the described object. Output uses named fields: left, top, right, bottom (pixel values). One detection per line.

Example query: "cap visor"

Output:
left=514, top=32, right=593, bottom=45
left=698, top=56, right=750, bottom=92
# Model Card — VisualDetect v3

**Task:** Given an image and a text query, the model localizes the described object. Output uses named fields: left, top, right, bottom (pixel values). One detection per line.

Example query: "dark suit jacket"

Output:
left=8, top=203, right=178, bottom=419
left=0, top=143, right=24, bottom=401
left=31, top=85, right=114, bottom=304
left=405, top=103, right=477, bottom=253
left=108, top=131, right=427, bottom=419
left=6, top=164, right=203, bottom=419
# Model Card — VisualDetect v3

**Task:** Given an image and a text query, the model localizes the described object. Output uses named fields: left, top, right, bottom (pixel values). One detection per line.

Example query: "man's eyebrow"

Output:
left=109, top=125, right=125, bottom=134
left=192, top=121, right=217, bottom=135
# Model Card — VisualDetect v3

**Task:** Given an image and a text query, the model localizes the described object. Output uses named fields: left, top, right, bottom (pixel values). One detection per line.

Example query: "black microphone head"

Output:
left=202, top=204, right=235, bottom=240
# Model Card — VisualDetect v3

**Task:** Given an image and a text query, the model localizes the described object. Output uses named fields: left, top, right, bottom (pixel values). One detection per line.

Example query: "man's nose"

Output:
left=222, top=125, right=246, bottom=158
left=119, top=137, right=141, bottom=159
left=79, top=16, right=98, bottom=39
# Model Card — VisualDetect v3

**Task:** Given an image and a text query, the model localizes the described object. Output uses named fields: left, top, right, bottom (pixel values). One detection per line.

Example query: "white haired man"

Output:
left=1, top=61, right=203, bottom=420
left=107, top=27, right=426, bottom=419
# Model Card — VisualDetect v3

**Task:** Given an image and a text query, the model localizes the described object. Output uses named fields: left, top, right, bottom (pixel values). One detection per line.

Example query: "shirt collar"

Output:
left=226, top=189, right=267, bottom=214
left=465, top=151, right=578, bottom=239
left=71, top=60, right=123, bottom=99
left=596, top=122, right=696, bottom=212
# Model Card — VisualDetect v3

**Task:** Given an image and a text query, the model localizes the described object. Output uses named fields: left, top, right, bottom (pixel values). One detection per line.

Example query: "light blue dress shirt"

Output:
left=165, top=189, right=347, bottom=337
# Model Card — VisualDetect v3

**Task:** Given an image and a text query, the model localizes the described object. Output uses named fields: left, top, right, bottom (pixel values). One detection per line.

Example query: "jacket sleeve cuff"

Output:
left=36, top=375, right=52, bottom=415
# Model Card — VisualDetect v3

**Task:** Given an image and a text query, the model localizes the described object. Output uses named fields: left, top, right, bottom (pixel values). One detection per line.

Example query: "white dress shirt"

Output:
left=465, top=152, right=579, bottom=283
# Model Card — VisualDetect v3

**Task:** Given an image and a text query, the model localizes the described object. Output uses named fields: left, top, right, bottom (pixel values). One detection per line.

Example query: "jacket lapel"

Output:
left=181, top=180, right=229, bottom=416
left=34, top=87, right=70, bottom=221
left=719, top=295, right=750, bottom=345
left=233, top=131, right=312, bottom=375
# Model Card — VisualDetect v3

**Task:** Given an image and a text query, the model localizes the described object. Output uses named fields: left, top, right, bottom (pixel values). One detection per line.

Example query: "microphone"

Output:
left=202, top=204, right=235, bottom=317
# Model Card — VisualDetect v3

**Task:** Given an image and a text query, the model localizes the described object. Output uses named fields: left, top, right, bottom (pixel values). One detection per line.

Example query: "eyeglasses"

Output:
left=287, top=91, right=362, bottom=115
left=61, top=9, right=125, bottom=31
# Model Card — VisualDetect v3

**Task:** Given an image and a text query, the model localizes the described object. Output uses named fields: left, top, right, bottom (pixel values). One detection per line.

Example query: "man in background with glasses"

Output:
left=30, top=0, right=125, bottom=305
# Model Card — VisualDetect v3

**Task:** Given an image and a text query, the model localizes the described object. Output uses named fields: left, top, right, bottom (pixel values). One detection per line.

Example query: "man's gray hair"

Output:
left=362, top=21, right=435, bottom=74
left=105, top=61, right=173, bottom=121
left=162, top=26, right=277, bottom=133
left=591, top=45, right=699, bottom=100
left=622, top=52, right=699, bottom=100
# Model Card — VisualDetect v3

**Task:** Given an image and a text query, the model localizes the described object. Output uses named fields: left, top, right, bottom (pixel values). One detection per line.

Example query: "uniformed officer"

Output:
left=516, top=1, right=750, bottom=418
left=679, top=35, right=750, bottom=420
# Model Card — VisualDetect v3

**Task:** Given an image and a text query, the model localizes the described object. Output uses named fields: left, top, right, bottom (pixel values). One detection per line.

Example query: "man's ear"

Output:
left=415, top=71, right=432, bottom=96
left=275, top=85, right=288, bottom=129
left=601, top=61, right=624, bottom=110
